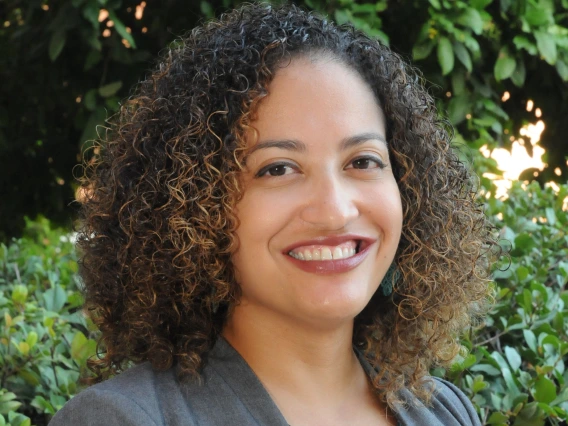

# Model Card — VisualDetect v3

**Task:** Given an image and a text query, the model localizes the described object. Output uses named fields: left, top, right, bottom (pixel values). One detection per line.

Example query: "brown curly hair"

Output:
left=77, top=1, right=497, bottom=409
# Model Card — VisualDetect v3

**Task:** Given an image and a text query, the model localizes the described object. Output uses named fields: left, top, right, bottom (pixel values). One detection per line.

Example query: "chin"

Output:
left=297, top=294, right=371, bottom=327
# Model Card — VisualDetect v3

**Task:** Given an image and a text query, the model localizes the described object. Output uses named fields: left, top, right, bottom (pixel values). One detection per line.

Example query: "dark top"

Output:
left=49, top=338, right=481, bottom=426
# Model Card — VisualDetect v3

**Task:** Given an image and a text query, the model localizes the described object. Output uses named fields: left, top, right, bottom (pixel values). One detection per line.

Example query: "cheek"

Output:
left=232, top=190, right=292, bottom=266
left=236, top=191, right=288, bottom=238
left=367, top=182, right=403, bottom=241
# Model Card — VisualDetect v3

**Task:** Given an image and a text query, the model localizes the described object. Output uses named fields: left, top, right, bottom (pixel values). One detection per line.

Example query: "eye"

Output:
left=346, top=155, right=386, bottom=170
left=255, top=162, right=297, bottom=178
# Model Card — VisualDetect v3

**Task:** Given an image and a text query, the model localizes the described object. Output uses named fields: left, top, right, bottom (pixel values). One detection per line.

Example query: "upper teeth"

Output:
left=288, top=242, right=358, bottom=261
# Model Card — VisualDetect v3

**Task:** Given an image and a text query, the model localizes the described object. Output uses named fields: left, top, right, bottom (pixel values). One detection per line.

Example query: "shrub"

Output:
left=443, top=181, right=568, bottom=425
left=0, top=218, right=96, bottom=426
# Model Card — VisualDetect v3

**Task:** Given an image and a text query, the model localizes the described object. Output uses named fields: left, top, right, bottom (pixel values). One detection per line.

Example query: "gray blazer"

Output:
left=49, top=338, right=481, bottom=426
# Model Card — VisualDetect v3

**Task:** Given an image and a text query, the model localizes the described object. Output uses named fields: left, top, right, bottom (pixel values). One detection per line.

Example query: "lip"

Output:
left=282, top=234, right=377, bottom=275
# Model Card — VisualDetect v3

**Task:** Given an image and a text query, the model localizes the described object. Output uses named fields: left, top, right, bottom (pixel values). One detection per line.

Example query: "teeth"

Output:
left=289, top=243, right=358, bottom=261
left=333, top=247, right=343, bottom=259
left=321, top=247, right=332, bottom=260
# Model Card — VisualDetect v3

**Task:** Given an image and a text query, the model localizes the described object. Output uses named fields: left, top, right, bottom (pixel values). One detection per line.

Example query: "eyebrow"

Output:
left=246, top=132, right=388, bottom=156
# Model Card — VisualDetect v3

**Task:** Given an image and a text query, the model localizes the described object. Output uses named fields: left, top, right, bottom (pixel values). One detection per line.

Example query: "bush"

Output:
left=444, top=181, right=568, bottom=425
left=0, top=218, right=96, bottom=426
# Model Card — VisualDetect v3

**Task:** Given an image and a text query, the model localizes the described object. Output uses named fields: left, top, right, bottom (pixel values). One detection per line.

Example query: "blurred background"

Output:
left=0, top=1, right=567, bottom=425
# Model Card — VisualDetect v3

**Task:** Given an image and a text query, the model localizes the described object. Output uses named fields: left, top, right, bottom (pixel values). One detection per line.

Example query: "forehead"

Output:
left=246, top=56, right=385, bottom=147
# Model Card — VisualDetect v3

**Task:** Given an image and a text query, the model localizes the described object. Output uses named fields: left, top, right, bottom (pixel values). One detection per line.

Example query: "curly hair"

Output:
left=77, top=1, right=497, bottom=409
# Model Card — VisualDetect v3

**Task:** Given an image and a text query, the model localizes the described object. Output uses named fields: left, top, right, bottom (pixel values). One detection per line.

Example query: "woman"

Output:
left=50, top=2, right=495, bottom=425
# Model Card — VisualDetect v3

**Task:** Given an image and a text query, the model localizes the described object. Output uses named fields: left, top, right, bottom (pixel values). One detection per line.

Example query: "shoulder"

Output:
left=432, top=377, right=477, bottom=410
left=427, top=377, right=482, bottom=426
left=49, top=363, right=166, bottom=426
left=394, top=376, right=482, bottom=426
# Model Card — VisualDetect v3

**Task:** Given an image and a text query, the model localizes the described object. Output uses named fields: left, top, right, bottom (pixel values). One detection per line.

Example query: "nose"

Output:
left=299, top=174, right=359, bottom=230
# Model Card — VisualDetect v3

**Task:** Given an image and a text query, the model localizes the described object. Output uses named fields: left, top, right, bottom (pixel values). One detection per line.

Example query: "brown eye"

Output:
left=348, top=156, right=385, bottom=170
left=267, top=165, right=288, bottom=176
left=256, top=162, right=297, bottom=178
left=353, top=158, right=371, bottom=169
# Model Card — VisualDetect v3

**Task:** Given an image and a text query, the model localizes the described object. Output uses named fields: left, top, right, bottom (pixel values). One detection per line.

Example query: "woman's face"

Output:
left=231, top=56, right=403, bottom=328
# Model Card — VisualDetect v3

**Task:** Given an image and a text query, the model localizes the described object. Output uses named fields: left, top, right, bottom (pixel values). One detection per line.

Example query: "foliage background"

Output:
left=1, top=0, right=567, bottom=425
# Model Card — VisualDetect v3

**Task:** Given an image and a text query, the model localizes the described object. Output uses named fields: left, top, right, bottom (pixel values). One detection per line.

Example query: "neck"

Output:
left=222, top=304, right=363, bottom=404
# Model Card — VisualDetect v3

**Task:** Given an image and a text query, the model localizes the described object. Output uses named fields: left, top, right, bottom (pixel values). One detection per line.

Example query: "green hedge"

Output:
left=0, top=218, right=96, bottom=426
left=441, top=181, right=568, bottom=425
left=1, top=181, right=567, bottom=425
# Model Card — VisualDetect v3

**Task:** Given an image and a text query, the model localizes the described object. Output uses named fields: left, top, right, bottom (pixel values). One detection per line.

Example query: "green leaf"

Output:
left=523, top=329, right=538, bottom=353
left=534, top=31, right=557, bottom=65
left=516, top=266, right=529, bottom=281
left=504, top=346, right=522, bottom=371
left=415, top=22, right=431, bottom=44
left=334, top=9, right=350, bottom=25
left=0, top=392, right=21, bottom=415
left=108, top=10, right=137, bottom=49
left=511, top=60, right=526, bottom=87
left=534, top=376, right=556, bottom=403
left=463, top=35, right=481, bottom=60
left=514, top=233, right=535, bottom=251
left=18, top=368, right=41, bottom=386
left=81, top=1, right=99, bottom=28
left=492, top=351, right=510, bottom=370
left=84, top=50, right=102, bottom=71
left=470, top=363, right=501, bottom=375
left=502, top=367, right=521, bottom=396
left=453, top=42, right=472, bottom=72
left=465, top=354, right=478, bottom=369
left=451, top=71, right=466, bottom=95
left=413, top=41, right=435, bottom=61
left=26, top=331, right=38, bottom=348
left=545, top=207, right=556, bottom=225
left=429, top=0, right=442, bottom=9
left=525, top=6, right=552, bottom=26
left=32, top=396, right=55, bottom=415
left=42, top=285, right=67, bottom=312
left=472, top=378, right=488, bottom=393
left=494, top=48, right=516, bottom=81
left=200, top=1, right=214, bottom=18
left=550, top=387, right=568, bottom=406
left=513, top=36, right=538, bottom=55
left=11, top=284, right=28, bottom=304
left=375, top=1, right=388, bottom=12
left=9, top=413, right=30, bottom=426
left=98, top=81, right=123, bottom=98
left=522, top=288, right=533, bottom=314
left=437, top=36, right=454, bottom=75
left=487, top=411, right=509, bottom=424
left=448, top=94, right=470, bottom=125
left=71, top=331, right=96, bottom=365
left=84, top=89, right=98, bottom=111
left=79, top=106, right=107, bottom=145
left=559, top=261, right=568, bottom=278
left=49, top=30, right=66, bottom=62
left=470, top=0, right=492, bottom=9
left=458, top=8, right=484, bottom=34
left=556, top=60, right=568, bottom=81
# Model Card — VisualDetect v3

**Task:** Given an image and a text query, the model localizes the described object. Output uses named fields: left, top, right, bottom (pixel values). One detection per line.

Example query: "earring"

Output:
left=380, top=263, right=400, bottom=297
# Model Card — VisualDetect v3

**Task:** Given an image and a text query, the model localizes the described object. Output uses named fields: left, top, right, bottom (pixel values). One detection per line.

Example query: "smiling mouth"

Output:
left=288, top=240, right=362, bottom=261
